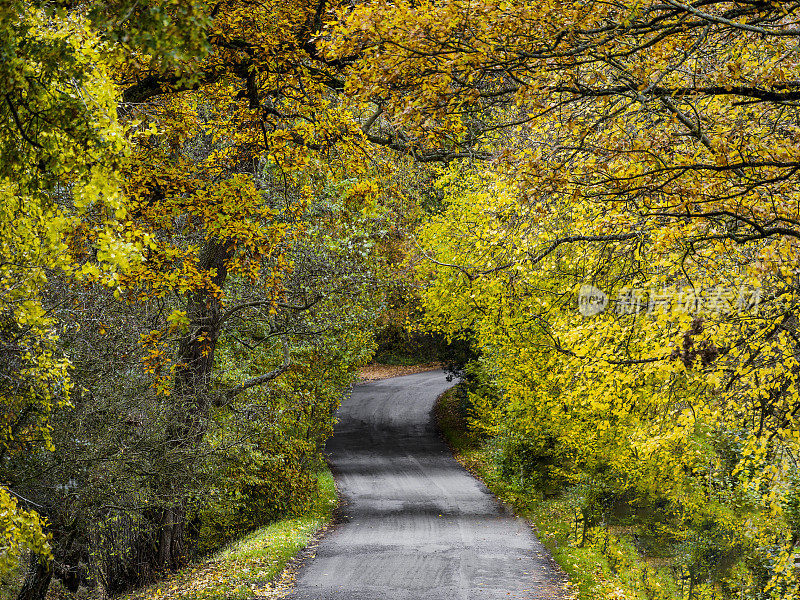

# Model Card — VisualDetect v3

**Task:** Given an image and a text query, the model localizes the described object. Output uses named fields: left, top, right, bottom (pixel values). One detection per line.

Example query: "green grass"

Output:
left=124, top=470, right=338, bottom=600
left=435, top=386, right=682, bottom=600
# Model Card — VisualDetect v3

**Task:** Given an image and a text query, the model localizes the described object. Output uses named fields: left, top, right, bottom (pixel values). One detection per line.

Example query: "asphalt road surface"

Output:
left=287, top=370, right=569, bottom=600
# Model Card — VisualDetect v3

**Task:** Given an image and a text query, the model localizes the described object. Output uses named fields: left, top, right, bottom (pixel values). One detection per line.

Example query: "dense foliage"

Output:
left=332, top=1, right=800, bottom=597
left=5, top=0, right=800, bottom=599
left=1, top=1, right=404, bottom=598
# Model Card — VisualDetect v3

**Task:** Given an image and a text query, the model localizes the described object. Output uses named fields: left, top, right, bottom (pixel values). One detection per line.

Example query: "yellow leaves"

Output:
left=0, top=179, right=76, bottom=474
left=167, top=310, right=190, bottom=332
left=0, top=19, right=134, bottom=532
left=0, top=487, right=51, bottom=576
left=418, top=150, right=800, bottom=573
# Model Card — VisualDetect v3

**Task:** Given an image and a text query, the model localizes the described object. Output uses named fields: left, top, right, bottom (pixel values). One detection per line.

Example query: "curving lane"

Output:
left=287, top=370, right=569, bottom=600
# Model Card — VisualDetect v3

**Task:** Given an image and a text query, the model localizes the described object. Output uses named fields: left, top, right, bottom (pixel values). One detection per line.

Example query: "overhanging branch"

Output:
left=224, top=337, right=291, bottom=399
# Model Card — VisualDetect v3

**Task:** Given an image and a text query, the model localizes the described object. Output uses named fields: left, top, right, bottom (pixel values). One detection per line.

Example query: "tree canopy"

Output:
left=5, top=0, right=800, bottom=598
left=325, top=1, right=800, bottom=596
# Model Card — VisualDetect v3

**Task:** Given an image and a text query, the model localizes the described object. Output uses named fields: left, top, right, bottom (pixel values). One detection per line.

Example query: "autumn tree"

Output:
left=104, top=0, right=409, bottom=576
left=0, top=0, right=226, bottom=590
left=4, top=1, right=425, bottom=598
left=0, top=1, right=133, bottom=583
left=323, top=1, right=800, bottom=596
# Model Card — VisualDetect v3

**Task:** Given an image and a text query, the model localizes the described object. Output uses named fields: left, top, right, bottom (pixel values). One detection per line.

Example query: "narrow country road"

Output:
left=287, top=370, right=569, bottom=600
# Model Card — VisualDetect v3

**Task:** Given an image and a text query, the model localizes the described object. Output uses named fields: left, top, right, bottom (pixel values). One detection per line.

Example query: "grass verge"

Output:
left=435, top=385, right=680, bottom=600
left=123, top=470, right=337, bottom=600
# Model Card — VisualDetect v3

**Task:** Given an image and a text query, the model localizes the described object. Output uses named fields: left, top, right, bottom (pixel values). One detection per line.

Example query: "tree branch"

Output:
left=5, top=95, right=42, bottom=149
left=662, top=0, right=800, bottom=37
left=224, top=337, right=291, bottom=399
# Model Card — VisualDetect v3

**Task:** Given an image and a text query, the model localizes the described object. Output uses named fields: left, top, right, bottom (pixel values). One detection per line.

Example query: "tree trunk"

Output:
left=16, top=554, right=52, bottom=600
left=156, top=505, right=185, bottom=571
left=173, top=238, right=233, bottom=430
left=155, top=238, right=233, bottom=571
